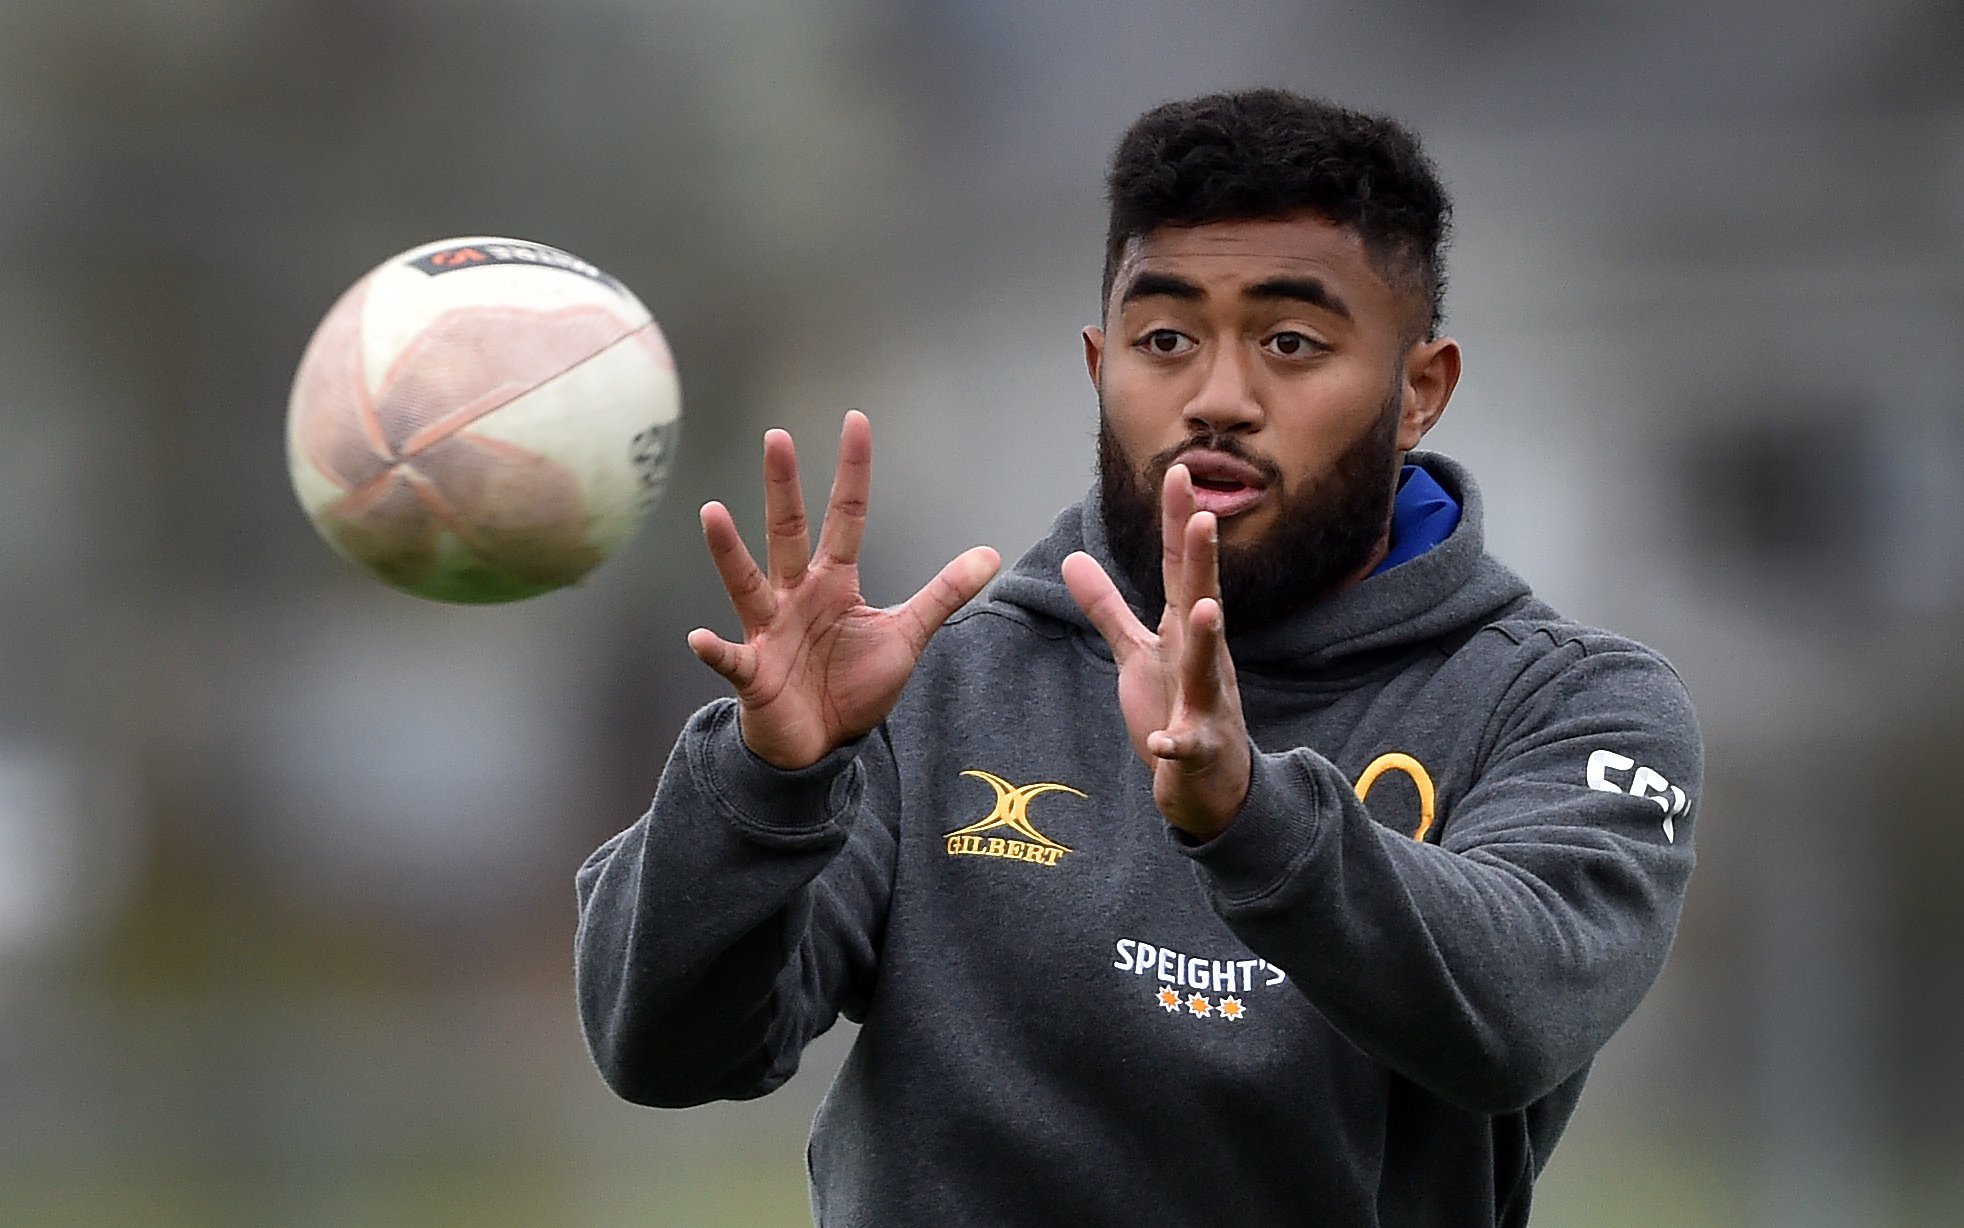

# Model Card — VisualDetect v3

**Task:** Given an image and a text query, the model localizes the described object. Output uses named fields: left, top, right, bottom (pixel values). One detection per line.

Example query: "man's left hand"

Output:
left=1063, top=464, right=1251, bottom=840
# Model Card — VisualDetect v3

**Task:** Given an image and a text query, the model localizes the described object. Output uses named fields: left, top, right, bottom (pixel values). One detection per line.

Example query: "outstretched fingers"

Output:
left=815, top=410, right=873, bottom=565
left=1182, top=509, right=1221, bottom=610
left=1178, top=596, right=1229, bottom=713
left=761, top=429, right=811, bottom=585
left=1159, top=463, right=1198, bottom=613
left=700, top=500, right=776, bottom=629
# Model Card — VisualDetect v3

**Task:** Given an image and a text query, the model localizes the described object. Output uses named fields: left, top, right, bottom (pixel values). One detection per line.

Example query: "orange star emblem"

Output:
left=1156, top=986, right=1183, bottom=1011
left=1219, top=996, right=1247, bottom=1021
left=1186, top=994, right=1213, bottom=1017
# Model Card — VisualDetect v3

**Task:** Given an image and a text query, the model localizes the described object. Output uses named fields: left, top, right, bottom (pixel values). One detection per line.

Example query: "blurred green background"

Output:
left=2, top=1, right=1961, bottom=1224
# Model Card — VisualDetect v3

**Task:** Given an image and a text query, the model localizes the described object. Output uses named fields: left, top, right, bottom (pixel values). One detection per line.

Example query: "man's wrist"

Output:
left=691, top=700, right=866, bottom=842
left=737, top=704, right=833, bottom=772
left=1159, top=780, right=1246, bottom=841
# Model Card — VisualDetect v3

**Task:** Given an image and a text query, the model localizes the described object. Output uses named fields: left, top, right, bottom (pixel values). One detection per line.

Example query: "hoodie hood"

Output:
left=988, top=451, right=1533, bottom=676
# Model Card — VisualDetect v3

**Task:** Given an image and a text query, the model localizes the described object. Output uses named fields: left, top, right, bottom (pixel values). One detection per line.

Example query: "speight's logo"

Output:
left=944, top=770, right=1084, bottom=868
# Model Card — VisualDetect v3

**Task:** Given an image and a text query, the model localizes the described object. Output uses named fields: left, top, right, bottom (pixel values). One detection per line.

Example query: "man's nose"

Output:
left=1184, top=345, right=1264, bottom=435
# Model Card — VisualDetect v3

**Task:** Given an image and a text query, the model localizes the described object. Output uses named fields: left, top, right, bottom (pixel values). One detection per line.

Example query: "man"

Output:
left=576, top=89, right=1699, bottom=1226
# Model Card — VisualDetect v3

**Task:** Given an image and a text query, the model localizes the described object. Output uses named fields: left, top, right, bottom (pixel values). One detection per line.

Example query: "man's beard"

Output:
left=1097, top=386, right=1403, bottom=634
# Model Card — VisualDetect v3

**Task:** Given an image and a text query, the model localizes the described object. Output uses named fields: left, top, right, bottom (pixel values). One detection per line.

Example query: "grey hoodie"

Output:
left=575, top=452, right=1701, bottom=1227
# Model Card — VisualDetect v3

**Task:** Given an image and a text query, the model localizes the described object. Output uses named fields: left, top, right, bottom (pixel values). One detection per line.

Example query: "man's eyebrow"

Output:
left=1119, top=272, right=1205, bottom=307
left=1246, top=276, right=1352, bottom=322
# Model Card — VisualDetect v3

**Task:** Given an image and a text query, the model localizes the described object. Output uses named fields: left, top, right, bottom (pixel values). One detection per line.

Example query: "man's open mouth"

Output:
left=1176, top=450, right=1271, bottom=518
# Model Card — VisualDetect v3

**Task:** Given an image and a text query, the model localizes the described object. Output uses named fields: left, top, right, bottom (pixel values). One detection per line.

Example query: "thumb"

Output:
left=1062, top=551, right=1149, bottom=663
left=897, top=546, right=1000, bottom=651
left=687, top=627, right=756, bottom=689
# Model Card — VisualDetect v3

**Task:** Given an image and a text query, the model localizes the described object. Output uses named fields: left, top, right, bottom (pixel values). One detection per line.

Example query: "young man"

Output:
left=576, top=89, right=1700, bottom=1226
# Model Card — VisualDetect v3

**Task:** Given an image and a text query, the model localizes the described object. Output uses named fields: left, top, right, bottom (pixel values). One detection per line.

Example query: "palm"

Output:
left=1115, top=603, right=1242, bottom=830
left=689, top=412, right=999, bottom=770
left=1110, top=610, right=1183, bottom=762
left=733, top=571, right=944, bottom=766
left=1062, top=464, right=1251, bottom=838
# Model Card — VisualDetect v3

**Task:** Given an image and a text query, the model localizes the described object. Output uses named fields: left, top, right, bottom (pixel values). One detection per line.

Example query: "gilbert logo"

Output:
left=944, top=770, right=1084, bottom=868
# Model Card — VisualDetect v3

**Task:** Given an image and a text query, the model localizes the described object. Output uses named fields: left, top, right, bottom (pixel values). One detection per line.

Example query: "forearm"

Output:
left=574, top=699, right=877, bottom=1107
left=1186, top=745, right=1690, bottom=1111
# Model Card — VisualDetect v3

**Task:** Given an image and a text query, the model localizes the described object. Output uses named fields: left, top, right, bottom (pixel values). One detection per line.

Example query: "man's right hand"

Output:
left=687, top=410, right=1000, bottom=770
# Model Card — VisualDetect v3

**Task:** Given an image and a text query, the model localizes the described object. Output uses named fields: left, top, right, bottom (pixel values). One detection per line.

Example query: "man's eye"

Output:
left=1265, top=331, right=1322, bottom=357
left=1140, top=330, right=1193, bottom=355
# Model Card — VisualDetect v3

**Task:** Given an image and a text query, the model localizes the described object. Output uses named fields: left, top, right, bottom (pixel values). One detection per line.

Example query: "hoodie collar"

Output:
left=988, top=451, right=1531, bottom=676
left=1372, top=464, right=1461, bottom=576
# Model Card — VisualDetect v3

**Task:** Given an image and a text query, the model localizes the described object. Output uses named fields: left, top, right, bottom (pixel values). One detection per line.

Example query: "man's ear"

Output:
left=1398, top=336, right=1460, bottom=450
left=1083, top=325, right=1106, bottom=388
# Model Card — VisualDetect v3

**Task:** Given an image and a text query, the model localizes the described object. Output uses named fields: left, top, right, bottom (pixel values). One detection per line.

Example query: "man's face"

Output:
left=1085, top=211, right=1456, bottom=626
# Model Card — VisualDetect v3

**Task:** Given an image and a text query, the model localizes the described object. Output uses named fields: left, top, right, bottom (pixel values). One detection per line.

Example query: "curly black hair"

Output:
left=1103, top=89, right=1452, bottom=341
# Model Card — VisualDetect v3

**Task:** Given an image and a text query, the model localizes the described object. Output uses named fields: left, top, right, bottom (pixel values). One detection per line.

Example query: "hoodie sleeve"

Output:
left=573, top=698, right=895, bottom=1107
left=1181, top=637, right=1700, bottom=1114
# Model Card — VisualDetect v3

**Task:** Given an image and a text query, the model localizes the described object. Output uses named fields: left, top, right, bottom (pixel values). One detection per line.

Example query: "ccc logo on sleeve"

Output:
left=1586, top=749, right=1689, bottom=843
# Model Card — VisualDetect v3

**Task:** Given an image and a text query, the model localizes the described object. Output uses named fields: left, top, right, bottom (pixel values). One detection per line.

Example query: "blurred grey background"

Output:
left=2, top=0, right=1961, bottom=1224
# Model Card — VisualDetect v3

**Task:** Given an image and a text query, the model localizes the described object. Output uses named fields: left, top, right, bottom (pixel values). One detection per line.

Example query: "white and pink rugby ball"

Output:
left=286, top=236, right=681, bottom=603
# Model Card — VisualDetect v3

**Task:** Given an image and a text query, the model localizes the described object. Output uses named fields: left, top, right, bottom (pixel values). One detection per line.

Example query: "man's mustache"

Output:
left=1143, top=434, right=1284, bottom=489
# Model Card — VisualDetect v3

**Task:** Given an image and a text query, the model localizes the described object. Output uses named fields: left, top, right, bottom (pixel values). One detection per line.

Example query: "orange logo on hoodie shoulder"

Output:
left=1355, top=753, right=1439, bottom=842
